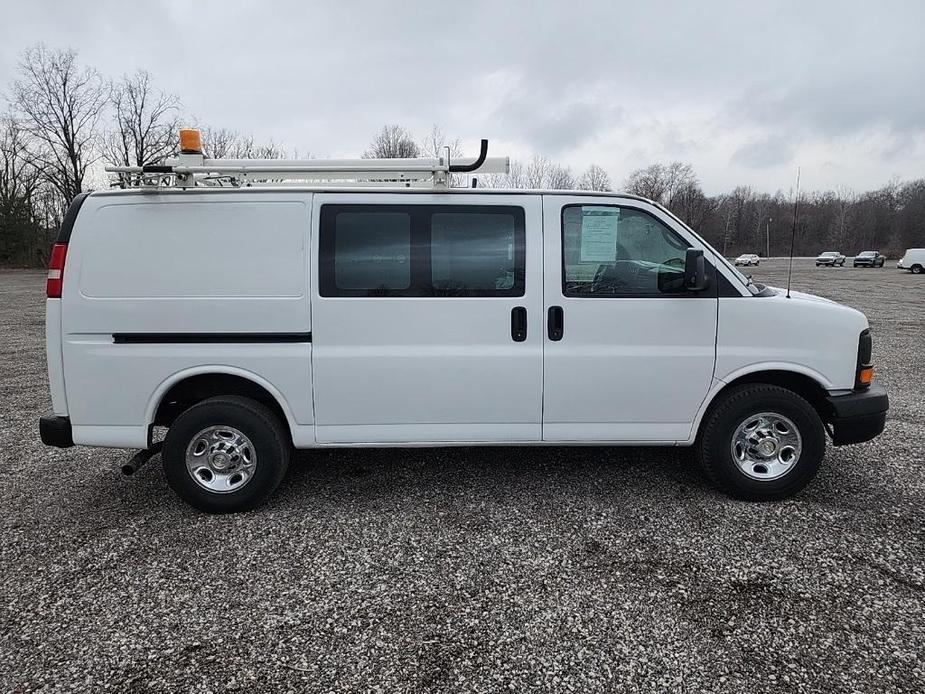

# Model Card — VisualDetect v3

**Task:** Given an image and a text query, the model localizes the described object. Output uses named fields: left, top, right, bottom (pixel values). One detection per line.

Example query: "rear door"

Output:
left=542, top=195, right=718, bottom=442
left=310, top=193, right=543, bottom=444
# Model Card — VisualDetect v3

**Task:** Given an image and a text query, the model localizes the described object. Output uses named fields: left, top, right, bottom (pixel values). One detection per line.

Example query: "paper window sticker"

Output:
left=579, top=208, right=620, bottom=262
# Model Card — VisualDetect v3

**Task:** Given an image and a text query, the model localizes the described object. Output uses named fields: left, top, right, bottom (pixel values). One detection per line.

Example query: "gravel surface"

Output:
left=1, top=260, right=923, bottom=693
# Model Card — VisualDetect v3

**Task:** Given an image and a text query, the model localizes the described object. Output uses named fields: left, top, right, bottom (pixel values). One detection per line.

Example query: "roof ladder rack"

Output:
left=105, top=133, right=509, bottom=190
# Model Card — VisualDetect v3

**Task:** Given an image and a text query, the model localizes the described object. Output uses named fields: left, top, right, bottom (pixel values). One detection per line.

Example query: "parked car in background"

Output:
left=896, top=248, right=925, bottom=274
left=734, top=253, right=760, bottom=266
left=853, top=251, right=885, bottom=268
left=815, top=251, right=846, bottom=267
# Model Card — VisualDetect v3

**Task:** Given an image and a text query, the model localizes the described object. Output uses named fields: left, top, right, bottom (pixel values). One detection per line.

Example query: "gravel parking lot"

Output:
left=1, top=259, right=923, bottom=693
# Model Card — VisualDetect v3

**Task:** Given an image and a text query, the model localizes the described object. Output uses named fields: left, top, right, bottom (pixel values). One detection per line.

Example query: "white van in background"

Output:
left=39, top=133, right=889, bottom=513
left=897, top=248, right=925, bottom=273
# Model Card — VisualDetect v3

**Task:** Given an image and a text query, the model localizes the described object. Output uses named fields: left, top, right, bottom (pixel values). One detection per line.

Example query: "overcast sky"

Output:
left=1, top=1, right=923, bottom=193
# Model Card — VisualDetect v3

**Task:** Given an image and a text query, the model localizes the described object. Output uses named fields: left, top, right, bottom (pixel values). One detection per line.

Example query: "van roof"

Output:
left=89, top=186, right=657, bottom=203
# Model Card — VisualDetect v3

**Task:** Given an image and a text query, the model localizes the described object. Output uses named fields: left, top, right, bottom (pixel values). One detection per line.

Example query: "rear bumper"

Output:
left=826, top=382, right=888, bottom=446
left=40, top=415, right=74, bottom=448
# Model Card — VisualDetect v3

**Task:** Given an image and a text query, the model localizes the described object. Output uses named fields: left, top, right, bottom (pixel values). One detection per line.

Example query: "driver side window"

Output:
left=562, top=205, right=690, bottom=297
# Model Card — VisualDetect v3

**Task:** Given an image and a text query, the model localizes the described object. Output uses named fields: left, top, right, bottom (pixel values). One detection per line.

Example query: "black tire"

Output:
left=912, top=264, right=923, bottom=274
left=162, top=395, right=290, bottom=513
left=697, top=384, right=825, bottom=501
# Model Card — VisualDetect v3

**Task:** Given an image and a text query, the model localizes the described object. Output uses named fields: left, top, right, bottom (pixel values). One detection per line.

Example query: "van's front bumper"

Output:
left=826, top=382, right=888, bottom=446
left=40, top=415, right=74, bottom=448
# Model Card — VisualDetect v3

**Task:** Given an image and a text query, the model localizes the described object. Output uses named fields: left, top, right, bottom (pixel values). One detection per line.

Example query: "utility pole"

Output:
left=767, top=217, right=772, bottom=258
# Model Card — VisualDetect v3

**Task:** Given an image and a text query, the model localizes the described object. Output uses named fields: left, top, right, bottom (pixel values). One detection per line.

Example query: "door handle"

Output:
left=548, top=306, right=564, bottom=341
left=511, top=306, right=527, bottom=342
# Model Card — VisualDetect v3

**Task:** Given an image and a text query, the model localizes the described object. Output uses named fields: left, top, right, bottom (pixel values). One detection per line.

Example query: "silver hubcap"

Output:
left=185, top=426, right=257, bottom=493
left=731, top=412, right=802, bottom=481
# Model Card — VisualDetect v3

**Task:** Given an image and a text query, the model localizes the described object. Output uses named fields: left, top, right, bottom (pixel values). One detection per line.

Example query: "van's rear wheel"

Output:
left=697, top=384, right=825, bottom=500
left=163, top=396, right=289, bottom=513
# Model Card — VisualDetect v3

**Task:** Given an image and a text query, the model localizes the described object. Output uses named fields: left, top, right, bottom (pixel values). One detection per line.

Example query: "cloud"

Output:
left=0, top=0, right=922, bottom=192
left=732, top=135, right=795, bottom=169
left=484, top=72, right=625, bottom=154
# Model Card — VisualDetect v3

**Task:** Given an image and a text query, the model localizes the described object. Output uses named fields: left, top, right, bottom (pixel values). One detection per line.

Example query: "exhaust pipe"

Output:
left=121, top=442, right=163, bottom=476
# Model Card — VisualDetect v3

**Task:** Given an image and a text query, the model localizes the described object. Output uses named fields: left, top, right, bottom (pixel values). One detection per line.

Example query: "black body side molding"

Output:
left=112, top=332, right=312, bottom=344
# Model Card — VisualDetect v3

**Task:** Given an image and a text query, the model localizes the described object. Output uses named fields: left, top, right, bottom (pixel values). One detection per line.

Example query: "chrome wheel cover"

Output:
left=730, top=412, right=802, bottom=481
left=185, top=426, right=257, bottom=493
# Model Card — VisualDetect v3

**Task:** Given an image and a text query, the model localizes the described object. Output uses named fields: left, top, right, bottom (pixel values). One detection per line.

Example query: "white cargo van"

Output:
left=39, top=134, right=888, bottom=512
left=897, top=248, right=925, bottom=273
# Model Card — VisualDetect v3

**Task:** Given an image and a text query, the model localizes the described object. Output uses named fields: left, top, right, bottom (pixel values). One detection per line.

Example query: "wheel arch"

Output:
left=691, top=366, right=833, bottom=443
left=146, top=367, right=296, bottom=442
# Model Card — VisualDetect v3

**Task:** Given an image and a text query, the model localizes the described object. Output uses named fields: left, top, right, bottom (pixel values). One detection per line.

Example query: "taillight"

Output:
left=47, top=243, right=68, bottom=298
left=855, top=329, right=873, bottom=389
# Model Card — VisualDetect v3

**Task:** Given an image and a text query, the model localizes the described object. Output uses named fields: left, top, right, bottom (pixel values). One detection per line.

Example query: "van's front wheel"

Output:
left=163, top=396, right=290, bottom=513
left=698, top=384, right=825, bottom=500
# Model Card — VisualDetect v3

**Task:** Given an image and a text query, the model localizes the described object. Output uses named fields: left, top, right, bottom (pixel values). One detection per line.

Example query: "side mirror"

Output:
left=684, top=248, right=710, bottom=292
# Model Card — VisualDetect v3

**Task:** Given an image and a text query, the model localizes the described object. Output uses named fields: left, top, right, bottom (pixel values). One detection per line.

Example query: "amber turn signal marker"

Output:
left=858, top=366, right=874, bottom=386
left=179, top=128, right=202, bottom=154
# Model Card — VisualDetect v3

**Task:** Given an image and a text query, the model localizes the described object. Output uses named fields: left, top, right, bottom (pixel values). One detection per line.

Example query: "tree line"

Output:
left=2, top=44, right=922, bottom=267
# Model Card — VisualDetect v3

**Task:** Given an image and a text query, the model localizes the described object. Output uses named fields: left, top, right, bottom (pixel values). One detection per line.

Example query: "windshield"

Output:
left=859, top=251, right=876, bottom=257
left=820, top=252, right=837, bottom=257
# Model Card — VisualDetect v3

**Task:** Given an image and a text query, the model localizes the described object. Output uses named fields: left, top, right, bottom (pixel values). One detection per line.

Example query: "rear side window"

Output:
left=319, top=204, right=524, bottom=297
left=333, top=212, right=411, bottom=292
left=431, top=212, right=518, bottom=295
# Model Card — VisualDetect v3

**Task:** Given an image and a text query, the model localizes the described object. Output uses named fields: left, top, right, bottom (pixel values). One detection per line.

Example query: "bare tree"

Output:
left=624, top=163, right=668, bottom=202
left=200, top=127, right=238, bottom=159
left=546, top=163, right=576, bottom=190
left=229, top=134, right=286, bottom=159
left=526, top=156, right=574, bottom=189
left=479, top=156, right=575, bottom=189
left=0, top=115, right=41, bottom=209
left=673, top=179, right=712, bottom=230
left=479, top=159, right=527, bottom=189
left=525, top=156, right=552, bottom=188
left=832, top=186, right=856, bottom=249
left=104, top=70, right=180, bottom=167
left=420, top=124, right=464, bottom=185
left=363, top=124, right=420, bottom=159
left=0, top=114, right=48, bottom=264
left=714, top=193, right=738, bottom=256
left=196, top=126, right=287, bottom=160
left=419, top=124, right=461, bottom=160
left=577, top=164, right=612, bottom=192
left=663, top=162, right=697, bottom=208
left=12, top=44, right=106, bottom=203
left=506, top=160, right=527, bottom=189
left=624, top=161, right=696, bottom=206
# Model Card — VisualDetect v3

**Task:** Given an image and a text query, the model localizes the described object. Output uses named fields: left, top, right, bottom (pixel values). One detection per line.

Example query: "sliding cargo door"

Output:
left=310, top=194, right=543, bottom=444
